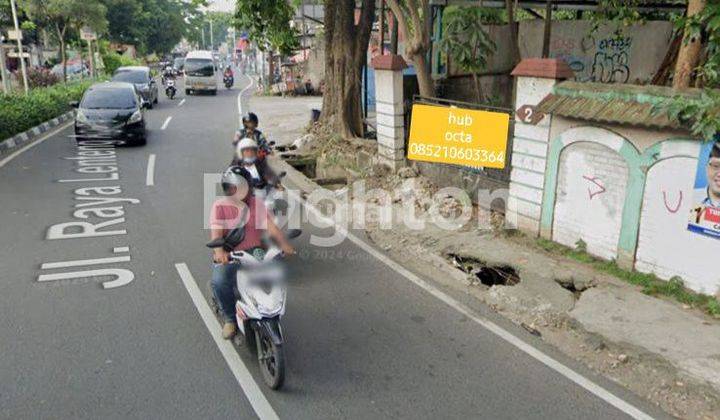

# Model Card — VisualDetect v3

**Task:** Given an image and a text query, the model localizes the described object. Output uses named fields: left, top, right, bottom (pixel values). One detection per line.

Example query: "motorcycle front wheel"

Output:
left=256, top=328, right=285, bottom=389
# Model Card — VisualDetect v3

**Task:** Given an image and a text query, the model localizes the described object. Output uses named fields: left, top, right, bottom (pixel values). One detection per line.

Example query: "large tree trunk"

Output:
left=386, top=0, right=434, bottom=97
left=673, top=0, right=706, bottom=89
left=412, top=53, right=434, bottom=97
left=321, top=0, right=375, bottom=138
left=56, top=23, right=67, bottom=83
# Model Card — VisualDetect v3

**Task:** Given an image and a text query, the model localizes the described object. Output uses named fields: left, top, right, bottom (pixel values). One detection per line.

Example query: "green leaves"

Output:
left=0, top=82, right=91, bottom=140
left=440, top=7, right=496, bottom=76
left=234, top=0, right=299, bottom=55
left=663, top=91, right=720, bottom=139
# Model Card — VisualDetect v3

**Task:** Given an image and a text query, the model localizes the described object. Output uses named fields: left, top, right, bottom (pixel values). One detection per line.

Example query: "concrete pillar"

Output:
left=371, top=54, right=407, bottom=170
left=505, top=58, right=573, bottom=235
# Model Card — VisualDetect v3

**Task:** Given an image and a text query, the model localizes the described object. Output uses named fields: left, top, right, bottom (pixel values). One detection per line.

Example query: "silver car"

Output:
left=111, top=66, right=159, bottom=109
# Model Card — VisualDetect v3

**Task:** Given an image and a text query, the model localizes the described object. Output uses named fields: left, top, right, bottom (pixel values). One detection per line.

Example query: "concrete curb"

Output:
left=0, top=111, right=74, bottom=156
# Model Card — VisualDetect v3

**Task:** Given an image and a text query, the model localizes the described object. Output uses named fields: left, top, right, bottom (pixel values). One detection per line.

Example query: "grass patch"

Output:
left=535, top=237, right=720, bottom=318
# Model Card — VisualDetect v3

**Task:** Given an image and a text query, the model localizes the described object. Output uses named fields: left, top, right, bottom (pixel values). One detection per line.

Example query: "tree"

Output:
left=20, top=0, right=107, bottom=82
left=101, top=0, right=202, bottom=55
left=384, top=0, right=433, bottom=97
left=322, top=0, right=375, bottom=138
left=674, top=0, right=707, bottom=89
left=440, top=7, right=496, bottom=103
left=234, top=0, right=299, bottom=55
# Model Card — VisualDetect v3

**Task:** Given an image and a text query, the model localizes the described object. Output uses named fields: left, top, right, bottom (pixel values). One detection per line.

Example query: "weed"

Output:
left=535, top=238, right=720, bottom=318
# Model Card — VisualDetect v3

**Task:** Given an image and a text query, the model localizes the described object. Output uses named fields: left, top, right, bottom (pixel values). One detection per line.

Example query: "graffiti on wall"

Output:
left=551, top=35, right=633, bottom=84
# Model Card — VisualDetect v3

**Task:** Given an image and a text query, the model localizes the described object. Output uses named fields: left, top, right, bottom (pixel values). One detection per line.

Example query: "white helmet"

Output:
left=236, top=137, right=258, bottom=152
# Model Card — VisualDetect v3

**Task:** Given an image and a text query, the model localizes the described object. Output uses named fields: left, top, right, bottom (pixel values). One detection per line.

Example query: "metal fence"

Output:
left=405, top=95, right=515, bottom=184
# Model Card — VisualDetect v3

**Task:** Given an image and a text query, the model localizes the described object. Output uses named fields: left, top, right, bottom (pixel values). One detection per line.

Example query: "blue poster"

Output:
left=688, top=140, right=720, bottom=239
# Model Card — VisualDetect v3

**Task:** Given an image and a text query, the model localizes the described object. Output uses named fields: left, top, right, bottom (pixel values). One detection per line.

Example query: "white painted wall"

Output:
left=506, top=76, right=556, bottom=233
left=636, top=153, right=720, bottom=294
left=552, top=141, right=628, bottom=260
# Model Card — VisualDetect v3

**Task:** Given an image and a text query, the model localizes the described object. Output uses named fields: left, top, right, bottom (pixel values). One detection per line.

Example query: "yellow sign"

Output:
left=407, top=103, right=510, bottom=169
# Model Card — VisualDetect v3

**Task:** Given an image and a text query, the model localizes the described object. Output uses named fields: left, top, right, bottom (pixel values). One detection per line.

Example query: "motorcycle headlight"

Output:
left=76, top=110, right=88, bottom=124
left=128, top=110, right=143, bottom=124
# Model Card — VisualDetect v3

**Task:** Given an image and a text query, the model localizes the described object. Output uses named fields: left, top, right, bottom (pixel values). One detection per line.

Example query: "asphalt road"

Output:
left=0, top=75, right=669, bottom=420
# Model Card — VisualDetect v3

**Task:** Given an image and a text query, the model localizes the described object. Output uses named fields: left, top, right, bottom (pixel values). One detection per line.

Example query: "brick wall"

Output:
left=552, top=141, right=629, bottom=260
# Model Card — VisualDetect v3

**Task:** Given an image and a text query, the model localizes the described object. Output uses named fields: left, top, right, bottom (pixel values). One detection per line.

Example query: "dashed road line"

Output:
left=178, top=99, right=186, bottom=107
left=146, top=154, right=156, bottom=186
left=174, top=263, right=279, bottom=420
left=161, top=116, right=173, bottom=130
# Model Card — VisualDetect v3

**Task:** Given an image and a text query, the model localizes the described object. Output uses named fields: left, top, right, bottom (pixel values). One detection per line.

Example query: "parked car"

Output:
left=50, top=61, right=89, bottom=79
left=111, top=66, right=159, bottom=108
left=72, top=82, right=147, bottom=146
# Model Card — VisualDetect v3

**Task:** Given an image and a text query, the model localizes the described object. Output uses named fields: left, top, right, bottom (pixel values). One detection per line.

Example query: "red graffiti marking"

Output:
left=582, top=175, right=606, bottom=200
left=662, top=190, right=683, bottom=213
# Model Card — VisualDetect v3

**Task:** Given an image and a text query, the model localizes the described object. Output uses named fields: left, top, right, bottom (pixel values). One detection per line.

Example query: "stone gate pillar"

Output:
left=505, top=58, right=574, bottom=235
left=371, top=54, right=407, bottom=170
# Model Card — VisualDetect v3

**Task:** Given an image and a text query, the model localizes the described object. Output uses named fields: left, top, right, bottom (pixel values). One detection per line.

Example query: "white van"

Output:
left=184, top=50, right=218, bottom=95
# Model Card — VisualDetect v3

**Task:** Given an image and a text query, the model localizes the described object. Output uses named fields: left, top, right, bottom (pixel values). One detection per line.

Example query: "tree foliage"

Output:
left=234, top=0, right=299, bottom=55
left=440, top=7, right=496, bottom=102
left=659, top=2, right=720, bottom=138
left=20, top=0, right=107, bottom=81
left=100, top=0, right=203, bottom=55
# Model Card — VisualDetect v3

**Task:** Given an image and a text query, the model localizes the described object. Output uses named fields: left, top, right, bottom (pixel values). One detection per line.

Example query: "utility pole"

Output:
left=201, top=27, right=205, bottom=49
left=209, top=19, right=214, bottom=51
left=10, top=0, right=29, bottom=94
left=0, top=45, right=10, bottom=93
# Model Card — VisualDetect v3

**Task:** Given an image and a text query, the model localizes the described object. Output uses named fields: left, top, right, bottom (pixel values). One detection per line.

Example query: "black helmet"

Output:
left=221, top=165, right=251, bottom=196
left=242, top=112, right=259, bottom=126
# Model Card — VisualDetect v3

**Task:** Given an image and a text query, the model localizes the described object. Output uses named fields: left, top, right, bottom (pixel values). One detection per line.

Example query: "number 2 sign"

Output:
left=515, top=105, right=545, bottom=125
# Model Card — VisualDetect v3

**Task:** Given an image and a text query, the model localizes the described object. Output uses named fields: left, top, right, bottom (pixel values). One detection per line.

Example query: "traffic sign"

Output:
left=7, top=29, right=22, bottom=40
left=8, top=50, right=30, bottom=58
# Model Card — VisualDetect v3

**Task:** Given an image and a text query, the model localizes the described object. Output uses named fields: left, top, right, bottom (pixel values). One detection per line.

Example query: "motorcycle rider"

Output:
left=233, top=112, right=271, bottom=157
left=161, top=65, right=174, bottom=85
left=210, top=166, right=295, bottom=339
left=231, top=138, right=281, bottom=190
left=223, top=65, right=234, bottom=83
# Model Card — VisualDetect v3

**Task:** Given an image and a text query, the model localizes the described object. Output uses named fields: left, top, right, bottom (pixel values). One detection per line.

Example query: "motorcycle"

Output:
left=165, top=79, right=176, bottom=99
left=206, top=228, right=302, bottom=389
left=224, top=74, right=234, bottom=89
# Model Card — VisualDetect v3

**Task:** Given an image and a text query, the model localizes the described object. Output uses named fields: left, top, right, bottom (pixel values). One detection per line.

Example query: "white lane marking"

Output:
left=161, top=116, right=173, bottom=130
left=0, top=121, right=73, bottom=169
left=41, top=256, right=131, bottom=270
left=113, top=246, right=130, bottom=253
left=174, top=263, right=279, bottom=420
left=289, top=190, right=655, bottom=420
left=237, top=73, right=255, bottom=122
left=178, top=99, right=186, bottom=107
left=146, top=154, right=156, bottom=186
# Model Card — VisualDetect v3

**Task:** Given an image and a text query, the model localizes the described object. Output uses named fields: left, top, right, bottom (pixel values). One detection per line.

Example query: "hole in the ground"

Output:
left=447, top=253, right=520, bottom=286
left=314, top=177, right=348, bottom=190
left=283, top=155, right=317, bottom=179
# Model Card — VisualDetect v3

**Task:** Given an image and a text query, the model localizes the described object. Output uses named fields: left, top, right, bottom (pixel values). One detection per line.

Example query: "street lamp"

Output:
left=9, top=0, right=29, bottom=93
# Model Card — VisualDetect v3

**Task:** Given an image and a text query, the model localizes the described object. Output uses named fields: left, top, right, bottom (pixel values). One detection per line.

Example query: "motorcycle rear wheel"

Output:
left=256, top=329, right=285, bottom=389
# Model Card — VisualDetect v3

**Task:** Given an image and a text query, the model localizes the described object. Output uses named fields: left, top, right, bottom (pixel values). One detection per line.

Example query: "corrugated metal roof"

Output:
left=536, top=81, right=703, bottom=130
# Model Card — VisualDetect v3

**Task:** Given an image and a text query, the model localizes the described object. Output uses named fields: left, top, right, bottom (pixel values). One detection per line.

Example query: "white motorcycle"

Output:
left=165, top=79, right=177, bottom=99
left=206, top=228, right=301, bottom=389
